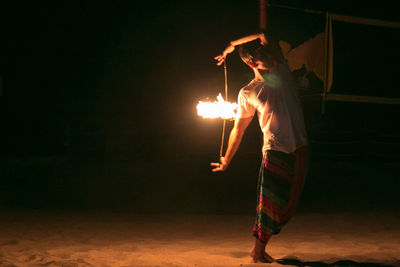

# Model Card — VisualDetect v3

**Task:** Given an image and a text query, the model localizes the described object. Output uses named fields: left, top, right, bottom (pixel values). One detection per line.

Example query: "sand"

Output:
left=0, top=209, right=399, bottom=267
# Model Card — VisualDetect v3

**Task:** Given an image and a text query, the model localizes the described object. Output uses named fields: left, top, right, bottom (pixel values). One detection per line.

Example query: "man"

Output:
left=211, top=33, right=309, bottom=263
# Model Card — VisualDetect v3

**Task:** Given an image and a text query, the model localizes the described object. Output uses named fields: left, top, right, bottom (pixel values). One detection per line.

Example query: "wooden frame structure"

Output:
left=261, top=1, right=400, bottom=113
left=322, top=12, right=400, bottom=112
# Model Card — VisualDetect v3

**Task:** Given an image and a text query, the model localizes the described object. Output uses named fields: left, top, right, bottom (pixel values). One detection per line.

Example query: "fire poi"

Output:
left=197, top=93, right=238, bottom=120
left=196, top=61, right=235, bottom=156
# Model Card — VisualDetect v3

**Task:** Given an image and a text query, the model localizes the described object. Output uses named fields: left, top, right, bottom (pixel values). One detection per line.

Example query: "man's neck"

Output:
left=253, top=68, right=269, bottom=80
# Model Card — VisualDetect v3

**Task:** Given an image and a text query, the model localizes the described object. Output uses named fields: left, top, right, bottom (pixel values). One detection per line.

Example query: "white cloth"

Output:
left=237, top=63, right=308, bottom=155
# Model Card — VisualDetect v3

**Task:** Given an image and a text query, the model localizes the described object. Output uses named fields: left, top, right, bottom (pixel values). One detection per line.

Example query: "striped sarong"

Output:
left=253, top=146, right=309, bottom=243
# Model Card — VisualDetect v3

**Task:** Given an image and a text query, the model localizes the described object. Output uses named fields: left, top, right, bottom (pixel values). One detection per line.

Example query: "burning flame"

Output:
left=197, top=93, right=238, bottom=119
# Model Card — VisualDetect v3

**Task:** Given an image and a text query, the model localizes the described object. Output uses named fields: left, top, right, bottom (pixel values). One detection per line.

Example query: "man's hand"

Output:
left=214, top=45, right=235, bottom=66
left=210, top=157, right=229, bottom=172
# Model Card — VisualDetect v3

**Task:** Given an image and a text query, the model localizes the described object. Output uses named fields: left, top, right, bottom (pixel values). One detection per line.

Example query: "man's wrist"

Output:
left=223, top=157, right=231, bottom=166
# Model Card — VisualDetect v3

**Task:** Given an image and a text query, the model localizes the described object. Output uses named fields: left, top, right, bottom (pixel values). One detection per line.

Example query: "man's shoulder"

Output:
left=238, top=84, right=252, bottom=99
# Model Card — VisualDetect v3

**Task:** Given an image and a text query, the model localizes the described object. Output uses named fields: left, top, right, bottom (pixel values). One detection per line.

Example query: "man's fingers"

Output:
left=214, top=54, right=225, bottom=66
left=212, top=167, right=222, bottom=172
left=210, top=162, right=224, bottom=172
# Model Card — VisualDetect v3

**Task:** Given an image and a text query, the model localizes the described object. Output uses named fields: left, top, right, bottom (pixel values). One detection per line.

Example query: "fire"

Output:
left=197, top=93, right=238, bottom=119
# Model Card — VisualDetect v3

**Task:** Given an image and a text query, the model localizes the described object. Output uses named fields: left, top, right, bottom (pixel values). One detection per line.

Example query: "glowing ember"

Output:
left=197, top=93, right=238, bottom=119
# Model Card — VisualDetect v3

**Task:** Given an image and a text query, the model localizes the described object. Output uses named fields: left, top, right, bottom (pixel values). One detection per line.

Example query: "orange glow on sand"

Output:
left=197, top=93, right=238, bottom=119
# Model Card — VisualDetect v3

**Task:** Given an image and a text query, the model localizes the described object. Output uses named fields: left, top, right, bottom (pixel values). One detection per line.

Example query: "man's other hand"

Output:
left=210, top=157, right=228, bottom=172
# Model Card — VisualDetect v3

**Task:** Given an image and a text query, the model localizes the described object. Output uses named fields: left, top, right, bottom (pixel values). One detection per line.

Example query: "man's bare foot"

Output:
left=250, top=238, right=275, bottom=263
left=250, top=248, right=275, bottom=263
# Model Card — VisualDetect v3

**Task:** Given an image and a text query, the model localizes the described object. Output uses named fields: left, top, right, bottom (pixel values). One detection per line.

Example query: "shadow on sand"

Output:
left=277, top=257, right=398, bottom=267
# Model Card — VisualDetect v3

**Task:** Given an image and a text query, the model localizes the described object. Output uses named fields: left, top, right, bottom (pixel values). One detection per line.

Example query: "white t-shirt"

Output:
left=237, top=63, right=308, bottom=155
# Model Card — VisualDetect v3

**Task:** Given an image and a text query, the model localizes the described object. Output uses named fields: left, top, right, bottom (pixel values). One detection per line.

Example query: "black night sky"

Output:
left=1, top=0, right=399, bottom=214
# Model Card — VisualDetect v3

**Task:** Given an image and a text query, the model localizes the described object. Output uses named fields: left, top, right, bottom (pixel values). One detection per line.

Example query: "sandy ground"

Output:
left=0, top=210, right=399, bottom=267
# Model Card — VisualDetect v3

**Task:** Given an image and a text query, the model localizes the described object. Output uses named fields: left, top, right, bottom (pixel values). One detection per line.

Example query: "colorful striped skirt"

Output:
left=253, top=146, right=309, bottom=243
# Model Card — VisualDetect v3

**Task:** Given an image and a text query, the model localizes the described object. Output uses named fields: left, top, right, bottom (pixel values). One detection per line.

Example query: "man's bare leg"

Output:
left=250, top=237, right=275, bottom=263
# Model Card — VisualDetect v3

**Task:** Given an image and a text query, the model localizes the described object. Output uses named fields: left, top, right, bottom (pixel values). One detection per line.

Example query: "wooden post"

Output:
left=322, top=12, right=330, bottom=114
left=260, top=0, right=267, bottom=31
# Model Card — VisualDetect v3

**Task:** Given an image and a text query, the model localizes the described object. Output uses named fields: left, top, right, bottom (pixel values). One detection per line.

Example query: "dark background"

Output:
left=0, top=0, right=399, bottom=214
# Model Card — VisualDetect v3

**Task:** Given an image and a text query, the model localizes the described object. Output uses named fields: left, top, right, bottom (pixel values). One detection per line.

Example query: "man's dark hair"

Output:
left=238, top=39, right=283, bottom=69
